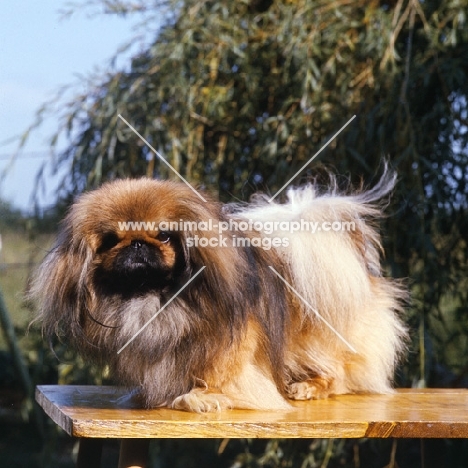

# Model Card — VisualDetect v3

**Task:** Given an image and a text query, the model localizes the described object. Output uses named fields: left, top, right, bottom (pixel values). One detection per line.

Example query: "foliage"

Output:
left=0, top=199, right=26, bottom=230
left=18, top=0, right=468, bottom=466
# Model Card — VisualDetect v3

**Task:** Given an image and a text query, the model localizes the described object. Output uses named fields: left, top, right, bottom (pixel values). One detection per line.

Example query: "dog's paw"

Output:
left=286, top=377, right=332, bottom=400
left=171, top=389, right=233, bottom=413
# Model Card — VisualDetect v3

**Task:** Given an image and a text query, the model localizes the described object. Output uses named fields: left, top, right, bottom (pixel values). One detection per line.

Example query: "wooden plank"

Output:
left=35, top=385, right=468, bottom=439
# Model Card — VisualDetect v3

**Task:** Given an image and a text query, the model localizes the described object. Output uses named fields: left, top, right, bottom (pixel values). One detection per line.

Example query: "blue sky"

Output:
left=0, top=1, right=150, bottom=212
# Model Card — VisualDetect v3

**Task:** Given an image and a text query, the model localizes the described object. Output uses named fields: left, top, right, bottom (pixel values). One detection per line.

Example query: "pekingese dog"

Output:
left=31, top=171, right=407, bottom=412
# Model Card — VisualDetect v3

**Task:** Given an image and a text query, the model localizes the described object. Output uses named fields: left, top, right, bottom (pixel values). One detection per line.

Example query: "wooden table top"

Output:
left=36, top=385, right=468, bottom=439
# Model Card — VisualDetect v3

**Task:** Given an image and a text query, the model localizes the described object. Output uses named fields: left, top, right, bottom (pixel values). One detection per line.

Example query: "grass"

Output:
left=0, top=227, right=53, bottom=350
left=0, top=225, right=78, bottom=468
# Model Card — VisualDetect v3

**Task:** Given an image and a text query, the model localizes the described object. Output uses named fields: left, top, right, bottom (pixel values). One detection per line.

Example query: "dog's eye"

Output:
left=99, top=232, right=120, bottom=251
left=156, top=231, right=171, bottom=244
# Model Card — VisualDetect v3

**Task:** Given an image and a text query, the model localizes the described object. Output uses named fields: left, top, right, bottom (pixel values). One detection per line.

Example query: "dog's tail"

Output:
left=239, top=165, right=406, bottom=334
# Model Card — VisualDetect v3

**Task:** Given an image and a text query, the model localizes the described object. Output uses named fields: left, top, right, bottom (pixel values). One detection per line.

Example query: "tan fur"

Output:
left=30, top=173, right=407, bottom=412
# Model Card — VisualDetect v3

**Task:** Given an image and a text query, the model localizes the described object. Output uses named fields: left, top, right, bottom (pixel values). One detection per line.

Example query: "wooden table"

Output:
left=36, top=385, right=468, bottom=468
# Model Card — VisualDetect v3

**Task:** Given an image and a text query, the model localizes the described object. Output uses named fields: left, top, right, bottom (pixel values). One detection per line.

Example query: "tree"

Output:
left=0, top=198, right=28, bottom=230
left=24, top=0, right=468, bottom=466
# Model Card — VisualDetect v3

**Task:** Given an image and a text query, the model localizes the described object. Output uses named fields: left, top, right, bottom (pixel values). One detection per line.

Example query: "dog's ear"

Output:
left=29, top=222, right=94, bottom=341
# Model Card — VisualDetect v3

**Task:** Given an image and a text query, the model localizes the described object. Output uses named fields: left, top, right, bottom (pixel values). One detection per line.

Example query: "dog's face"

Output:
left=63, top=178, right=216, bottom=296
left=58, top=178, right=244, bottom=299
left=92, top=224, right=183, bottom=294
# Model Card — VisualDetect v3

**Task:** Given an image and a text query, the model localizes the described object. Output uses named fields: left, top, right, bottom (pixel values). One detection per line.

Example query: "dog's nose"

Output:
left=131, top=239, right=144, bottom=249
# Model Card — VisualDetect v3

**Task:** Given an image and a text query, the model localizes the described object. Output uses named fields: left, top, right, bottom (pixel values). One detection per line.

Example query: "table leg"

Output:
left=118, top=439, right=150, bottom=468
left=76, top=438, right=103, bottom=468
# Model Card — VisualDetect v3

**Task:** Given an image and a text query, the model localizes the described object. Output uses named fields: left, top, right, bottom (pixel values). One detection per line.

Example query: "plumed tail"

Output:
left=237, top=167, right=407, bottom=392
left=351, top=164, right=397, bottom=206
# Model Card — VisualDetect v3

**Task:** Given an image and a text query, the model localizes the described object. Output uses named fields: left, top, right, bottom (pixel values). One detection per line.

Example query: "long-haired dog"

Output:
left=30, top=171, right=407, bottom=412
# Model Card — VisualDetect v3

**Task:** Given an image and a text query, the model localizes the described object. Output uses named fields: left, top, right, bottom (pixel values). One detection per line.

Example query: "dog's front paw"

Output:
left=287, top=377, right=333, bottom=400
left=171, top=389, right=233, bottom=413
